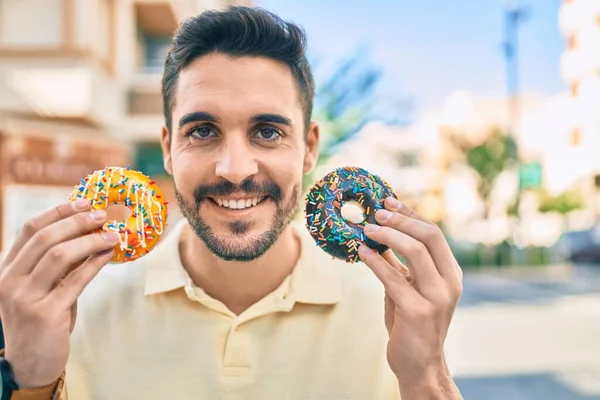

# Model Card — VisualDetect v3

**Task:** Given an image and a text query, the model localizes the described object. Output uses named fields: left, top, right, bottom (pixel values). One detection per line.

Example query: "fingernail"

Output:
left=73, top=198, right=90, bottom=211
left=359, top=245, right=376, bottom=255
left=101, top=232, right=119, bottom=243
left=387, top=197, right=402, bottom=210
left=90, top=210, right=107, bottom=221
left=376, top=209, right=392, bottom=221
left=364, top=224, right=380, bottom=233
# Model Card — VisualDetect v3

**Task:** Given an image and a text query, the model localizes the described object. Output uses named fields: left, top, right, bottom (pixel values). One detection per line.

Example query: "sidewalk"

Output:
left=449, top=263, right=600, bottom=399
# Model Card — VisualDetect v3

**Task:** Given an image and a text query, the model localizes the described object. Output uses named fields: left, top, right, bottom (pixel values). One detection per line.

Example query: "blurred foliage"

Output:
left=449, top=128, right=517, bottom=217
left=312, top=51, right=381, bottom=164
left=537, top=189, right=584, bottom=215
left=304, top=48, right=409, bottom=191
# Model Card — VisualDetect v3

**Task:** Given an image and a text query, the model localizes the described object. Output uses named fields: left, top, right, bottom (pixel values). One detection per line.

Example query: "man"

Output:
left=0, top=6, right=463, bottom=399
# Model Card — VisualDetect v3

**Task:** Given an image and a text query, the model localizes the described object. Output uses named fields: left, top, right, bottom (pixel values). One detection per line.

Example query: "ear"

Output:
left=160, top=126, right=173, bottom=175
left=303, top=121, right=320, bottom=174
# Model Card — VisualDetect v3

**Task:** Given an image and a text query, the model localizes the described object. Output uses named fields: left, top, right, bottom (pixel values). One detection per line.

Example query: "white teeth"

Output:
left=213, top=196, right=264, bottom=210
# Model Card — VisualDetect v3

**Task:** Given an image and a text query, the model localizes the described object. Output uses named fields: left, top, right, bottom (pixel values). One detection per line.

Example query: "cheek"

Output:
left=266, top=149, right=304, bottom=193
left=171, top=151, right=209, bottom=193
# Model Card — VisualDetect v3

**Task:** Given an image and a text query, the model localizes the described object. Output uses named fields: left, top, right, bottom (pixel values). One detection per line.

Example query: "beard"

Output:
left=175, top=177, right=300, bottom=262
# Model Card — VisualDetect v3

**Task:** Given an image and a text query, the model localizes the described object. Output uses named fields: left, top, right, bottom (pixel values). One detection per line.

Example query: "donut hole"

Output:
left=341, top=201, right=366, bottom=224
left=104, top=203, right=132, bottom=221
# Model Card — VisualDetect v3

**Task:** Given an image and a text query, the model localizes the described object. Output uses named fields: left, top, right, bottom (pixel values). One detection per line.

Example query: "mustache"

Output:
left=193, top=177, right=282, bottom=205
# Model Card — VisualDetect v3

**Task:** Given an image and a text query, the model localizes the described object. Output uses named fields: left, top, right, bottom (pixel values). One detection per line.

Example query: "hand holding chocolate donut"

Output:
left=358, top=197, right=463, bottom=398
left=305, top=167, right=463, bottom=397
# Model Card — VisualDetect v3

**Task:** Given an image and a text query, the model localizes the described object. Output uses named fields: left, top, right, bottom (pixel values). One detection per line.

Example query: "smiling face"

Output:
left=161, top=53, right=319, bottom=262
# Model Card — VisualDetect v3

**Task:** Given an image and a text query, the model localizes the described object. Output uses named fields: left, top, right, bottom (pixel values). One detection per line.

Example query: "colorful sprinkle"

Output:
left=304, top=166, right=396, bottom=263
left=67, top=166, right=168, bottom=263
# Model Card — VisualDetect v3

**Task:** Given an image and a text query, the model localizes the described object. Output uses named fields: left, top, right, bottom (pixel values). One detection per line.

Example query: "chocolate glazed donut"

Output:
left=304, top=166, right=398, bottom=263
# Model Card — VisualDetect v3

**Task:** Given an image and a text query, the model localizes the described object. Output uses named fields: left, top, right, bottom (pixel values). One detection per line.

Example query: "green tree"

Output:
left=449, top=128, right=517, bottom=218
left=303, top=49, right=409, bottom=191
left=538, top=190, right=583, bottom=215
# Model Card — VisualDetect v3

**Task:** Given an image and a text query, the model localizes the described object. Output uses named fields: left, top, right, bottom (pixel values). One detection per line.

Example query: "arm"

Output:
left=0, top=349, right=65, bottom=400
left=396, top=356, right=462, bottom=399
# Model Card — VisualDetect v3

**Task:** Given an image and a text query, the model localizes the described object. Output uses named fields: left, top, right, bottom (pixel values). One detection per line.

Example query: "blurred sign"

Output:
left=7, top=155, right=99, bottom=187
left=0, top=133, right=131, bottom=252
left=1, top=135, right=131, bottom=186
left=519, top=162, right=542, bottom=189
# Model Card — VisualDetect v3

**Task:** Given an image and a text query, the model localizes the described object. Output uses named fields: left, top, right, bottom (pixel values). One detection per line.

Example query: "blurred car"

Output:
left=556, top=223, right=600, bottom=263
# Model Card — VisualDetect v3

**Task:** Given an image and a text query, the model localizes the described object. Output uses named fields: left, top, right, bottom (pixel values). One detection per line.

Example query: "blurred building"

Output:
left=322, top=121, right=446, bottom=223
left=0, top=0, right=247, bottom=251
left=559, top=0, right=600, bottom=146
left=558, top=0, right=600, bottom=211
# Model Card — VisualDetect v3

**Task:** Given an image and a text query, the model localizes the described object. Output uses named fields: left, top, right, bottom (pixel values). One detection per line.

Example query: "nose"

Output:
left=215, top=138, right=259, bottom=185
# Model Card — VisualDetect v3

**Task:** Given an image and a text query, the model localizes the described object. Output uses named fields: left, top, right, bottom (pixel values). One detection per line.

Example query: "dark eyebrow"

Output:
left=178, top=111, right=219, bottom=129
left=250, top=113, right=292, bottom=127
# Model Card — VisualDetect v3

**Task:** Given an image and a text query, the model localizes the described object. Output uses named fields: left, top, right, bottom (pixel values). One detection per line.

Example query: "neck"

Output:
left=179, top=222, right=300, bottom=315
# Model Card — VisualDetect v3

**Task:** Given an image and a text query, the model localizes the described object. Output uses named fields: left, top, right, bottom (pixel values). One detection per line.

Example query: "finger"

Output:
left=378, top=198, right=462, bottom=283
left=364, top=225, right=443, bottom=292
left=29, top=232, right=119, bottom=296
left=384, top=196, right=431, bottom=224
left=47, top=249, right=114, bottom=311
left=8, top=209, right=108, bottom=276
left=1, top=199, right=91, bottom=266
left=381, top=249, right=410, bottom=277
left=358, top=244, right=418, bottom=306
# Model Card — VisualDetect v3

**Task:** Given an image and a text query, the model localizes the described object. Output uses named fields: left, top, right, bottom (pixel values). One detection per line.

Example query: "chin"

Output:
left=202, top=224, right=280, bottom=262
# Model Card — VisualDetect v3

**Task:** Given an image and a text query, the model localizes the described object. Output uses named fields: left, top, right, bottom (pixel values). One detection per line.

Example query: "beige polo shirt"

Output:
left=65, top=219, right=401, bottom=399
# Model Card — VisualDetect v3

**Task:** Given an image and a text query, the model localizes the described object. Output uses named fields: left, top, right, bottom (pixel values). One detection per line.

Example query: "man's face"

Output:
left=161, top=53, right=319, bottom=261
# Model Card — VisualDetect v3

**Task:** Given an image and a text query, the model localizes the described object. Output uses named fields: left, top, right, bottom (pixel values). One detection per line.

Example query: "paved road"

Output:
left=448, top=264, right=600, bottom=399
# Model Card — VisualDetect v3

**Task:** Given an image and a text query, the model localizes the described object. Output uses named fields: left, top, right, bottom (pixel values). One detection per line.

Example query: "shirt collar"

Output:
left=143, top=218, right=341, bottom=305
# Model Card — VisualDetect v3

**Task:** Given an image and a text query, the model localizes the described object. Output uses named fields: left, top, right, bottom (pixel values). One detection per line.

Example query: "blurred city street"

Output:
left=1, top=0, right=599, bottom=398
left=448, top=264, right=600, bottom=399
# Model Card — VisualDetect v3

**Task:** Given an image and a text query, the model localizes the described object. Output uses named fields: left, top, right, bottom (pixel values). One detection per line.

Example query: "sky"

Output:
left=256, top=0, right=566, bottom=118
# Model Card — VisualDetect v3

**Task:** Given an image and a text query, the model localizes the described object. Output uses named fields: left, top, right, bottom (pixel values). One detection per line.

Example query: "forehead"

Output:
left=174, top=53, right=301, bottom=119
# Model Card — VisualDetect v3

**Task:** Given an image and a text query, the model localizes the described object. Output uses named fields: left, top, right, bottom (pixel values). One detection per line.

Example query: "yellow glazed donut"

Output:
left=68, top=166, right=168, bottom=263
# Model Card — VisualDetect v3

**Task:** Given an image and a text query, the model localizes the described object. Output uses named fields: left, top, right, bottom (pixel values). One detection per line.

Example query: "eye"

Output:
left=187, top=124, right=217, bottom=139
left=254, top=126, right=282, bottom=141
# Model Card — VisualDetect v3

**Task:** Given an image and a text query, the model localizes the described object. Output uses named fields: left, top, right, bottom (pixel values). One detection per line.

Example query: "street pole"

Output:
left=502, top=0, right=528, bottom=258
left=503, top=3, right=527, bottom=137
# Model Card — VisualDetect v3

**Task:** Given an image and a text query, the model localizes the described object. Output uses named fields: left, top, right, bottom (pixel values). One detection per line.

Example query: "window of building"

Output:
left=142, top=34, right=171, bottom=73
left=133, top=142, right=168, bottom=178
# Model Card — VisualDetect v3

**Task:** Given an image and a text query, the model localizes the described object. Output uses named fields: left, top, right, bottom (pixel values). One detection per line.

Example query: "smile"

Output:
left=209, top=196, right=267, bottom=210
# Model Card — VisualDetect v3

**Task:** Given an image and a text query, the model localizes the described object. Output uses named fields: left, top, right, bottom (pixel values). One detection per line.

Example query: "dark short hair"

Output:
left=162, top=6, right=314, bottom=135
